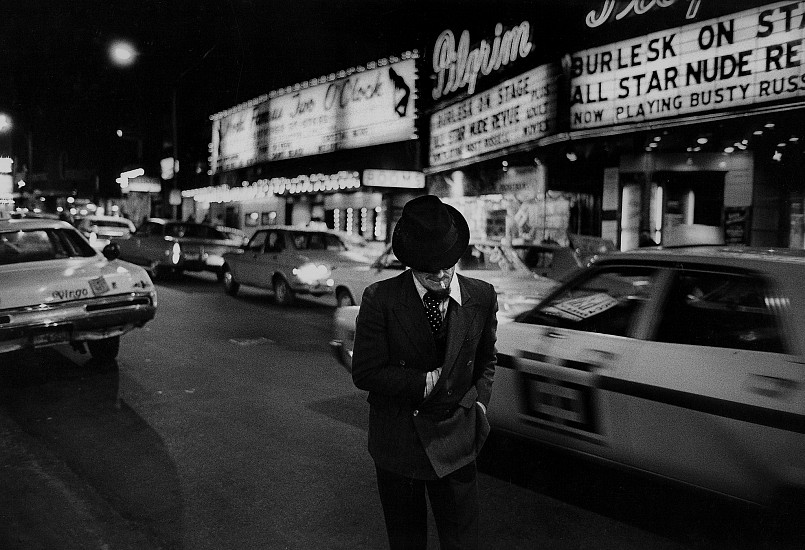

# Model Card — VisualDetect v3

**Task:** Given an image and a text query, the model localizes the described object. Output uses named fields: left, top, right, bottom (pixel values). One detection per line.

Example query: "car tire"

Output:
left=223, top=266, right=240, bottom=296
left=336, top=289, right=355, bottom=307
left=87, top=336, right=120, bottom=364
left=216, top=269, right=225, bottom=283
left=273, top=277, right=294, bottom=306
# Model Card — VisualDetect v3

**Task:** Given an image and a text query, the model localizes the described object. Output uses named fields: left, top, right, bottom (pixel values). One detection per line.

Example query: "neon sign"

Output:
left=585, top=0, right=703, bottom=28
left=432, top=21, right=533, bottom=100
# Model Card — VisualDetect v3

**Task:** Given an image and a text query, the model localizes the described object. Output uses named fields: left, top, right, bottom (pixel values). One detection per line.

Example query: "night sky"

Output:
left=1, top=0, right=739, bottom=191
left=0, top=0, right=444, bottom=185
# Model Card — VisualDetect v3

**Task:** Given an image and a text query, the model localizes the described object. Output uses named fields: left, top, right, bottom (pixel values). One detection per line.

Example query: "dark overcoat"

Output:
left=352, top=271, right=498, bottom=478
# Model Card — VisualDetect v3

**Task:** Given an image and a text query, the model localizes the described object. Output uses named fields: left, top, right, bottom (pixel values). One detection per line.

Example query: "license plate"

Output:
left=31, top=327, right=72, bottom=346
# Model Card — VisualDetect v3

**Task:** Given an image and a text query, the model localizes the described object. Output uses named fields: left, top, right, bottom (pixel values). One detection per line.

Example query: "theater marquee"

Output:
left=570, top=1, right=805, bottom=129
left=429, top=64, right=558, bottom=167
left=210, top=58, right=417, bottom=174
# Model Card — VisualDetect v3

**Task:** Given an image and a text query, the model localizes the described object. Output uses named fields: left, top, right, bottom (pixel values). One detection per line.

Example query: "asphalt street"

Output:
left=1, top=272, right=804, bottom=549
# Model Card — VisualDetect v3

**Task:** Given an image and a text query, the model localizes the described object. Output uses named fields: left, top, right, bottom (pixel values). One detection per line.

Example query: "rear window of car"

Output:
left=165, top=224, right=226, bottom=239
left=290, top=232, right=345, bottom=251
left=0, top=228, right=96, bottom=265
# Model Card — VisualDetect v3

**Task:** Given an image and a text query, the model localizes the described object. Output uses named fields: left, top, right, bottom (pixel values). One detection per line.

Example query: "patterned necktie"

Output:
left=423, top=291, right=443, bottom=334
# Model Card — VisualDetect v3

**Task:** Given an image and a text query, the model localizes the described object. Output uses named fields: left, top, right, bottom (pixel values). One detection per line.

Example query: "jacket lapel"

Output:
left=438, top=275, right=480, bottom=382
left=392, top=271, right=435, bottom=362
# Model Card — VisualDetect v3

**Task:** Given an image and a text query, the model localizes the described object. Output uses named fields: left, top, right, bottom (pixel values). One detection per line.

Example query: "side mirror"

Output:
left=102, top=242, right=121, bottom=261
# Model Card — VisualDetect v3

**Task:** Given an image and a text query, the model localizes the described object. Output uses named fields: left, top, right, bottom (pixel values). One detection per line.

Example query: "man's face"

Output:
left=412, top=265, right=456, bottom=297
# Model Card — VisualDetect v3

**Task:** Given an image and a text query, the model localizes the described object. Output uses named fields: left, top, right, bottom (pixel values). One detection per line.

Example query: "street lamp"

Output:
left=109, top=40, right=138, bottom=68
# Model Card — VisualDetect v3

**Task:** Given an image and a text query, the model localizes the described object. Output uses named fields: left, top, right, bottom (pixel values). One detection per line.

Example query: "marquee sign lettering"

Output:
left=432, top=21, right=533, bottom=100
left=430, top=64, right=557, bottom=166
left=586, top=0, right=703, bottom=28
left=210, top=59, right=417, bottom=174
left=570, top=1, right=805, bottom=129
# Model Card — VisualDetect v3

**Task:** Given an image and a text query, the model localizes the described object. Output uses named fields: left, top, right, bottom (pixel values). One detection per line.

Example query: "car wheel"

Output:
left=223, top=266, right=240, bottom=296
left=87, top=336, right=120, bottom=365
left=216, top=268, right=225, bottom=283
left=336, top=289, right=355, bottom=307
left=273, top=277, right=294, bottom=306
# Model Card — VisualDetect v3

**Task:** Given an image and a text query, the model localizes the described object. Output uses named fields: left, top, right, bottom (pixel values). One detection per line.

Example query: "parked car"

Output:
left=328, top=241, right=560, bottom=369
left=116, top=218, right=247, bottom=281
left=221, top=226, right=374, bottom=305
left=0, top=212, right=157, bottom=365
left=75, top=214, right=136, bottom=251
left=487, top=244, right=805, bottom=506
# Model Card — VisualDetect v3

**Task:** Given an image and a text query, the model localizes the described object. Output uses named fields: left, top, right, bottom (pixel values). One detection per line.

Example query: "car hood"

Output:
left=295, top=249, right=375, bottom=267
left=460, top=270, right=558, bottom=320
left=0, top=257, right=154, bottom=310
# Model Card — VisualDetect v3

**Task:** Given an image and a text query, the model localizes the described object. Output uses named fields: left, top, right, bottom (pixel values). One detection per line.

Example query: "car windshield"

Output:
left=458, top=244, right=524, bottom=272
left=91, top=220, right=132, bottom=230
left=510, top=245, right=555, bottom=272
left=0, top=227, right=97, bottom=265
left=521, top=266, right=657, bottom=336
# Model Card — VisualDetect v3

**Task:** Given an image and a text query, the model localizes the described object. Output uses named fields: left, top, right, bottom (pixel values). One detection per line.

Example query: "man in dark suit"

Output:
left=352, top=195, right=498, bottom=550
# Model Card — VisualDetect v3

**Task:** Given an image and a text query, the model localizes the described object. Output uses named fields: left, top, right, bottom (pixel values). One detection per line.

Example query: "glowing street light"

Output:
left=109, top=40, right=138, bottom=67
left=0, top=114, right=12, bottom=133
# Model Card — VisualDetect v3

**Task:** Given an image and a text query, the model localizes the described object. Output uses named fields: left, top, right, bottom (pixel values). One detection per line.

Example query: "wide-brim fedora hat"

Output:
left=392, top=195, right=470, bottom=272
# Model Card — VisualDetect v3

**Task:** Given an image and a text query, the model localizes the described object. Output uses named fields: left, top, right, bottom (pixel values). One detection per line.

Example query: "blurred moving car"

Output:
left=75, top=214, right=136, bottom=251
left=0, top=212, right=157, bottom=364
left=487, top=244, right=805, bottom=505
left=329, top=241, right=559, bottom=369
left=331, top=241, right=564, bottom=309
left=116, top=218, right=247, bottom=281
left=221, top=226, right=374, bottom=305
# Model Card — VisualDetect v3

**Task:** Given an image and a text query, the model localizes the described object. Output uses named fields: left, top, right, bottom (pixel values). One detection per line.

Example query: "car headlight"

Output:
left=293, top=262, right=331, bottom=284
left=171, top=242, right=181, bottom=264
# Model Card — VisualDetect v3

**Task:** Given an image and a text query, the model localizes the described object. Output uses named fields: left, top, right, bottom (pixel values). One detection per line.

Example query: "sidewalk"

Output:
left=0, top=414, right=162, bottom=550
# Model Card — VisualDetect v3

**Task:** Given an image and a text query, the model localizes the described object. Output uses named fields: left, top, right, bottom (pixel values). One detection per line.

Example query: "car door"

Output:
left=623, top=266, right=805, bottom=502
left=491, top=264, right=660, bottom=463
left=121, top=221, right=159, bottom=266
left=236, top=230, right=268, bottom=286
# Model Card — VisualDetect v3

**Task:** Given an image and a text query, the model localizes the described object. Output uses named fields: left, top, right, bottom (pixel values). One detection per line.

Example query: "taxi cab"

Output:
left=0, top=212, right=157, bottom=364
left=491, top=244, right=805, bottom=505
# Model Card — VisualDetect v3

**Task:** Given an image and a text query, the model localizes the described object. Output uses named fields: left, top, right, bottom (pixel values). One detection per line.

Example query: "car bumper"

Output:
left=175, top=253, right=226, bottom=273
left=0, top=293, right=157, bottom=353
left=290, top=280, right=335, bottom=296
